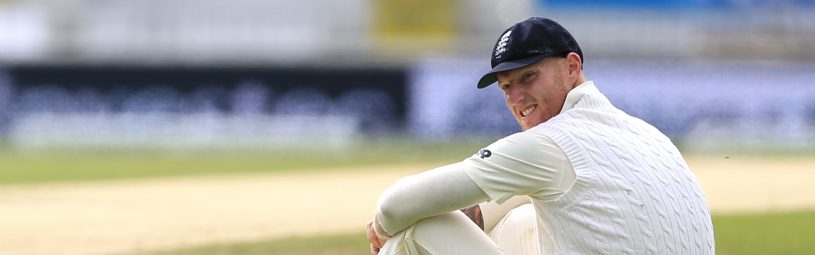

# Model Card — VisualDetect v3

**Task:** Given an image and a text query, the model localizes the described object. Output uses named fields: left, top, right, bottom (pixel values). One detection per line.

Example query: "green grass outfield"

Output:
left=129, top=210, right=815, bottom=255
left=3, top=139, right=812, bottom=185
left=0, top=139, right=491, bottom=185
left=3, top=141, right=814, bottom=254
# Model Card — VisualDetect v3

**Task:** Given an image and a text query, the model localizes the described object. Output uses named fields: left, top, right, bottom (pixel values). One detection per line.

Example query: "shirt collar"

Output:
left=560, top=80, right=598, bottom=114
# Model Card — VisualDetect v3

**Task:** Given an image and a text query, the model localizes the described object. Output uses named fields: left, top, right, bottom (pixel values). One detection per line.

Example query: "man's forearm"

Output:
left=375, top=162, right=490, bottom=235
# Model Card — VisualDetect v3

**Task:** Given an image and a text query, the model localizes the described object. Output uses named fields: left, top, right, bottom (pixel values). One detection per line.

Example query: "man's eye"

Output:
left=523, top=72, right=535, bottom=81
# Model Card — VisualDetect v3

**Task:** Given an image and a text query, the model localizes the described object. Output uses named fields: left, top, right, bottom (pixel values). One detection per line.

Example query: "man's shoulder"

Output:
left=527, top=111, right=583, bottom=132
left=484, top=128, right=560, bottom=155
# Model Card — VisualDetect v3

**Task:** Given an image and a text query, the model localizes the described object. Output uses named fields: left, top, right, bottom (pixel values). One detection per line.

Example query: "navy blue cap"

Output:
left=477, top=17, right=583, bottom=89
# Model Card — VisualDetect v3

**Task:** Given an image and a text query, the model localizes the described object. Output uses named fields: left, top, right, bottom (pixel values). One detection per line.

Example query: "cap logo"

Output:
left=494, top=30, right=512, bottom=58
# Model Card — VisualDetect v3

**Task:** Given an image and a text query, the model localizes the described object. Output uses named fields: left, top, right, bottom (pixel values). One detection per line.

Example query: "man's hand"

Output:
left=367, top=218, right=389, bottom=254
left=461, top=204, right=485, bottom=230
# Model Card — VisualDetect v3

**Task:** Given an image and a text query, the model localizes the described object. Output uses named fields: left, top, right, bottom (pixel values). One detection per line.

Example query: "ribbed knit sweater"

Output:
left=532, top=86, right=715, bottom=254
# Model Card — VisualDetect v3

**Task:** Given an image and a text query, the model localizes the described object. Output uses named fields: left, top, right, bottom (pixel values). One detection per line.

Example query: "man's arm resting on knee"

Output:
left=374, top=162, right=490, bottom=236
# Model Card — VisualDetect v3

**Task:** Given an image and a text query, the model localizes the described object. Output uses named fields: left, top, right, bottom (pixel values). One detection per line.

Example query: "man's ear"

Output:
left=564, top=52, right=582, bottom=84
left=567, top=52, right=582, bottom=73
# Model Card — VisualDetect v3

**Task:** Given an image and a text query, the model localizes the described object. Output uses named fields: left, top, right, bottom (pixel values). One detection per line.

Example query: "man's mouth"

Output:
left=520, top=105, right=537, bottom=117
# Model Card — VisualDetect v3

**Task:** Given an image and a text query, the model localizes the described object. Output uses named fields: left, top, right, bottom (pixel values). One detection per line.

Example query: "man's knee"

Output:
left=380, top=212, right=502, bottom=255
left=489, top=204, right=539, bottom=255
left=412, top=211, right=482, bottom=238
left=379, top=212, right=471, bottom=255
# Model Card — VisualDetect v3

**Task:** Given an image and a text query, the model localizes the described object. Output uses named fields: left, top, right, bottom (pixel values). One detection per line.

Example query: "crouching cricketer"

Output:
left=367, top=17, right=715, bottom=255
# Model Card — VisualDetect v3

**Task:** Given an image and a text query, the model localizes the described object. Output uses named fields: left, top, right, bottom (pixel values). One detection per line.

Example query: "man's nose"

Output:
left=506, top=87, right=525, bottom=105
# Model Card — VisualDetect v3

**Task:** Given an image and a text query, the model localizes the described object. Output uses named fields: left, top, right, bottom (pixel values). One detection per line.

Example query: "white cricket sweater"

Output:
left=375, top=82, right=715, bottom=255
left=531, top=85, right=716, bottom=254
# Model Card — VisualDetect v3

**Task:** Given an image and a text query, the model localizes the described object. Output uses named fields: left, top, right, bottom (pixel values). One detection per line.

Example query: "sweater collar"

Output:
left=560, top=80, right=597, bottom=114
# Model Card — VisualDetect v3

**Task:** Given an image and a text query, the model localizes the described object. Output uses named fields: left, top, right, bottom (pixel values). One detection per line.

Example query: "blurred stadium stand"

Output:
left=2, top=65, right=405, bottom=149
left=0, top=0, right=813, bottom=150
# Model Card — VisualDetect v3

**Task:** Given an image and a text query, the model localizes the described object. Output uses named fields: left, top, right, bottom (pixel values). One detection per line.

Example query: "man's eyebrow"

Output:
left=498, top=73, right=517, bottom=86
left=498, top=74, right=515, bottom=85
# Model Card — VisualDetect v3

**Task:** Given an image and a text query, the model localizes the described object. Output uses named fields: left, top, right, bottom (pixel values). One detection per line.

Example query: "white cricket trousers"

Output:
left=378, top=204, right=540, bottom=255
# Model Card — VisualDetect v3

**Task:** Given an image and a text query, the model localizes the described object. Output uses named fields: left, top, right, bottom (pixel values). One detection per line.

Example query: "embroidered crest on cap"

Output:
left=494, top=30, right=512, bottom=58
